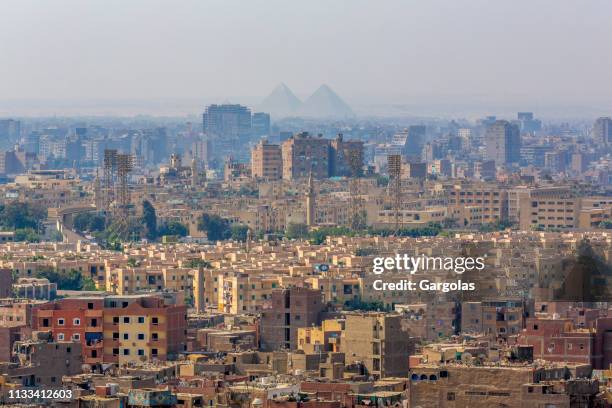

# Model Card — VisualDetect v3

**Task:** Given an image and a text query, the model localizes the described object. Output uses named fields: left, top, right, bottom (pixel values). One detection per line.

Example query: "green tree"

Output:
left=36, top=269, right=84, bottom=290
left=286, top=223, right=309, bottom=240
left=14, top=228, right=40, bottom=242
left=141, top=200, right=158, bottom=240
left=185, top=259, right=211, bottom=269
left=157, top=221, right=188, bottom=237
left=230, top=224, right=249, bottom=242
left=0, top=202, right=46, bottom=229
left=74, top=212, right=106, bottom=233
left=197, top=213, right=231, bottom=241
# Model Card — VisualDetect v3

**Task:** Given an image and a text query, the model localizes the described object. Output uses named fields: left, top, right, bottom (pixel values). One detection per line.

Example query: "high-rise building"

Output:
left=202, top=104, right=252, bottom=141
left=281, top=132, right=330, bottom=180
left=251, top=139, right=282, bottom=180
left=0, top=119, right=21, bottom=150
left=485, top=120, right=521, bottom=165
left=392, top=126, right=426, bottom=161
left=252, top=112, right=271, bottom=138
left=517, top=112, right=542, bottom=133
left=593, top=117, right=612, bottom=145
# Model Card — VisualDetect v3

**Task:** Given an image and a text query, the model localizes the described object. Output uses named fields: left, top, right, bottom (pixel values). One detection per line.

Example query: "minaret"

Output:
left=306, top=170, right=316, bottom=227
left=246, top=228, right=252, bottom=253
left=191, top=158, right=198, bottom=189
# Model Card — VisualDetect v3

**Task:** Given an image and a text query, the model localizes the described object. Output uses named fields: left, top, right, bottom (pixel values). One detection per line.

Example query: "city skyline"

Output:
left=1, top=0, right=612, bottom=117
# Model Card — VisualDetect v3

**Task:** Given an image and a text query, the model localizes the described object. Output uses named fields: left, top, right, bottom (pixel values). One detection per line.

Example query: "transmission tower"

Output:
left=387, top=154, right=402, bottom=234
left=116, top=153, right=134, bottom=218
left=103, top=149, right=118, bottom=212
left=348, top=149, right=364, bottom=230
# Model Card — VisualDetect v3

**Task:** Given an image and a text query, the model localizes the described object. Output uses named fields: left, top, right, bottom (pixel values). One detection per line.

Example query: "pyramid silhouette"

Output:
left=298, top=84, right=354, bottom=118
left=258, top=83, right=302, bottom=118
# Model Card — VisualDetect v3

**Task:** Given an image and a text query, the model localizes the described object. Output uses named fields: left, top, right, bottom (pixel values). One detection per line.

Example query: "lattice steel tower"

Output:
left=387, top=154, right=402, bottom=234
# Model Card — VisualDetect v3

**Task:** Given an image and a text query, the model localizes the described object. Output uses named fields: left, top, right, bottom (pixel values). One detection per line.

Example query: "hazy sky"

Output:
left=1, top=0, right=612, bottom=116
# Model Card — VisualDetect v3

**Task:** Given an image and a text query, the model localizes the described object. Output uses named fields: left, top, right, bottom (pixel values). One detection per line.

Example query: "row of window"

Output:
left=56, top=316, right=156, bottom=326
left=112, top=332, right=159, bottom=341
left=112, top=348, right=158, bottom=356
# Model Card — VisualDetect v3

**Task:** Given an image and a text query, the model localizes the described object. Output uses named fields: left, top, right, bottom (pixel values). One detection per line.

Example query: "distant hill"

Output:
left=297, top=84, right=354, bottom=118
left=258, top=83, right=302, bottom=118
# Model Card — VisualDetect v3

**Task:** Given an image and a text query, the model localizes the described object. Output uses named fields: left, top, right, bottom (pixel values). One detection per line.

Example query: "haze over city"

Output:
left=2, top=0, right=612, bottom=117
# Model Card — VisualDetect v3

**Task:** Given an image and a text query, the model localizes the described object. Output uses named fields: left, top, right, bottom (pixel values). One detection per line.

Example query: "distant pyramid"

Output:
left=298, top=84, right=354, bottom=118
left=258, top=83, right=302, bottom=118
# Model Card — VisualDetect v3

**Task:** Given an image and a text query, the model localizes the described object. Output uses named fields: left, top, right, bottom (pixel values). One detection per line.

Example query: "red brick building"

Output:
left=517, top=315, right=612, bottom=369
left=0, top=268, right=13, bottom=298
left=32, top=294, right=187, bottom=366
left=33, top=297, right=105, bottom=365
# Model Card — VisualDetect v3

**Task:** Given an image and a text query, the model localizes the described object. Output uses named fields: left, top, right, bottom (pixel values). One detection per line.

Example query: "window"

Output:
left=58, top=318, right=65, bottom=326
left=57, top=333, right=65, bottom=341
left=73, top=318, right=80, bottom=326
left=123, top=317, right=130, bottom=324
left=113, top=332, right=119, bottom=340
left=138, top=316, right=145, bottom=324
left=87, top=303, right=94, bottom=310
left=113, top=317, right=119, bottom=324
left=123, top=333, right=129, bottom=340
left=112, top=348, right=119, bottom=356
left=152, top=333, right=159, bottom=341
left=151, top=348, right=158, bottom=356
left=447, top=392, right=455, bottom=401
left=123, top=349, right=130, bottom=355
left=138, top=333, right=145, bottom=340
left=138, top=349, right=145, bottom=356
left=73, top=334, right=80, bottom=341
left=152, top=317, right=159, bottom=325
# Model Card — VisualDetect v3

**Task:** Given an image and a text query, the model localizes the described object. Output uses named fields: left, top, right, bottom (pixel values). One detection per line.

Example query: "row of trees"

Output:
left=0, top=202, right=46, bottom=242
left=284, top=222, right=443, bottom=244
left=197, top=213, right=249, bottom=242
left=35, top=269, right=97, bottom=291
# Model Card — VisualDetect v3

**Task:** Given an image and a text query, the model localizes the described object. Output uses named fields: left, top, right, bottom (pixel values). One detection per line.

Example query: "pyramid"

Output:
left=258, top=83, right=302, bottom=118
left=297, top=84, right=354, bottom=118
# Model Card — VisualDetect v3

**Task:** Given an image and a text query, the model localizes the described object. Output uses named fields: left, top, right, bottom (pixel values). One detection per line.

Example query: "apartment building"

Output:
left=102, top=294, right=187, bottom=365
left=448, top=183, right=508, bottom=224
left=260, top=287, right=324, bottom=351
left=342, top=313, right=414, bottom=379
left=32, top=294, right=186, bottom=366
left=508, top=186, right=578, bottom=230
left=251, top=139, right=282, bottom=180
left=281, top=133, right=331, bottom=180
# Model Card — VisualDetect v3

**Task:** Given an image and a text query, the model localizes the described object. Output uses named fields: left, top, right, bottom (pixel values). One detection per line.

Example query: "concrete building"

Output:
left=409, top=362, right=595, bottom=408
left=485, top=120, right=521, bottom=166
left=251, top=140, right=282, bottom=180
left=202, top=104, right=252, bottom=141
left=329, top=134, right=364, bottom=177
left=342, top=313, right=415, bottom=379
left=260, top=287, right=324, bottom=351
left=0, top=268, right=12, bottom=298
left=593, top=116, right=612, bottom=145
left=508, top=186, right=578, bottom=230
left=7, top=335, right=83, bottom=386
left=281, top=133, right=330, bottom=180
left=252, top=112, right=271, bottom=138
